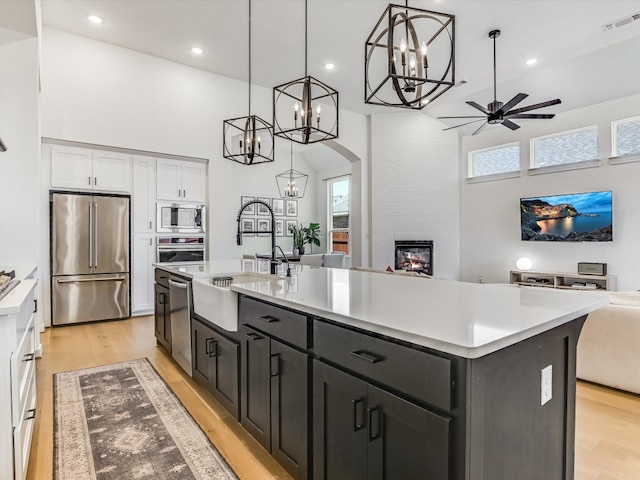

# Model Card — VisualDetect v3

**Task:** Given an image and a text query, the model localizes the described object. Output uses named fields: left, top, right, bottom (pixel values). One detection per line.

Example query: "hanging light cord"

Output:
left=248, top=0, right=252, bottom=114
left=304, top=0, right=308, bottom=77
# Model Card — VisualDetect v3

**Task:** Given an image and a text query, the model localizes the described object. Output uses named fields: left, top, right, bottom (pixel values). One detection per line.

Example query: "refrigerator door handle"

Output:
left=56, top=276, right=126, bottom=284
left=88, top=201, right=94, bottom=268
left=93, top=202, right=98, bottom=268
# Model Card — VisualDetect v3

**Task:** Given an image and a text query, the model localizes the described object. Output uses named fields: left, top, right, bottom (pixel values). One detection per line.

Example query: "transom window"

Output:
left=531, top=126, right=598, bottom=168
left=612, top=116, right=640, bottom=157
left=468, top=142, right=520, bottom=178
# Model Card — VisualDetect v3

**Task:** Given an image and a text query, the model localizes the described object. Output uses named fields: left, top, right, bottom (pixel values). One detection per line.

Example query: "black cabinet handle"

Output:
left=352, top=398, right=365, bottom=432
left=26, top=408, right=36, bottom=421
left=368, top=407, right=382, bottom=441
left=158, top=292, right=166, bottom=305
left=245, top=332, right=263, bottom=341
left=23, top=353, right=35, bottom=362
left=260, top=315, right=279, bottom=323
left=270, top=354, right=280, bottom=377
left=33, top=299, right=37, bottom=313
left=351, top=350, right=385, bottom=364
left=205, top=338, right=217, bottom=357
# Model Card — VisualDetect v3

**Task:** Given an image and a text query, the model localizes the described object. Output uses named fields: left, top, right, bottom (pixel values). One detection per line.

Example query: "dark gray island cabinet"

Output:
left=238, top=293, right=588, bottom=480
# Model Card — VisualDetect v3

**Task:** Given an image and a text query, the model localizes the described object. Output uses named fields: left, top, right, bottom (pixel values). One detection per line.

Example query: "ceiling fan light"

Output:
left=525, top=57, right=538, bottom=66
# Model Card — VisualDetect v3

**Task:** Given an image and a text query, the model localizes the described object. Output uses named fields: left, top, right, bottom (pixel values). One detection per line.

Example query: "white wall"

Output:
left=0, top=37, right=40, bottom=266
left=461, top=93, right=640, bottom=291
left=370, top=112, right=461, bottom=279
left=39, top=27, right=368, bottom=264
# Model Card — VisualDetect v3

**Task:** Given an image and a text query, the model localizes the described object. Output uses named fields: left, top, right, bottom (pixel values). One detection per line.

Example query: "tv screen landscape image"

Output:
left=520, top=190, right=613, bottom=242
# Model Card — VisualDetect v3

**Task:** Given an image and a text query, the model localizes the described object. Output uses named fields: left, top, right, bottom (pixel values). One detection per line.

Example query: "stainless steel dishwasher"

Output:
left=168, top=276, right=192, bottom=376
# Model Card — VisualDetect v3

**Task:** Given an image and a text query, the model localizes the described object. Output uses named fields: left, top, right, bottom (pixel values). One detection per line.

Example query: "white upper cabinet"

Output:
left=50, top=145, right=93, bottom=190
left=92, top=151, right=132, bottom=192
left=51, top=145, right=132, bottom=193
left=157, top=158, right=206, bottom=203
left=132, top=156, right=157, bottom=233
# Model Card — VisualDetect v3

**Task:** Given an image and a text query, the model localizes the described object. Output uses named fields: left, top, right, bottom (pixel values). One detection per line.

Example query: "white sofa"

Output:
left=577, top=291, right=640, bottom=394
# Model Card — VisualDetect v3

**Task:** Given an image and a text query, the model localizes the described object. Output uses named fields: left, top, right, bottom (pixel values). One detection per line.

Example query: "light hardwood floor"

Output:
left=27, top=315, right=640, bottom=480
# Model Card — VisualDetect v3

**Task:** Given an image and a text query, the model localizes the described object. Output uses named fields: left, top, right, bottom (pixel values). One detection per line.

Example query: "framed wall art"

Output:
left=275, top=219, right=284, bottom=237
left=257, top=218, right=271, bottom=237
left=286, top=199, right=298, bottom=217
left=241, top=217, right=255, bottom=236
left=272, top=198, right=284, bottom=216
left=285, top=219, right=297, bottom=237
left=240, top=196, right=255, bottom=215
left=257, top=197, right=271, bottom=216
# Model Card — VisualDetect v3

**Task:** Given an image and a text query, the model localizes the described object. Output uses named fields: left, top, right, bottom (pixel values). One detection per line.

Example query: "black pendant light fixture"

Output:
left=365, top=1, right=455, bottom=110
left=273, top=0, right=338, bottom=144
left=223, top=0, right=274, bottom=165
left=275, top=141, right=308, bottom=198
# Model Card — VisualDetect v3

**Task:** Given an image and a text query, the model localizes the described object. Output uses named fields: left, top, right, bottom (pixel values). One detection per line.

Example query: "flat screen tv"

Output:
left=520, top=190, right=612, bottom=242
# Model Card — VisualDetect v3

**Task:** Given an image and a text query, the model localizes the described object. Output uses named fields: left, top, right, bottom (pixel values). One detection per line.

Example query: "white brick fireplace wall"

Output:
left=370, top=112, right=461, bottom=279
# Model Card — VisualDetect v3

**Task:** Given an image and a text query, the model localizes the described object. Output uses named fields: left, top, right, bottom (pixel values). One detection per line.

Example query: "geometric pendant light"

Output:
left=273, top=0, right=339, bottom=144
left=223, top=0, right=274, bottom=165
left=365, top=1, right=455, bottom=110
left=275, top=141, right=308, bottom=198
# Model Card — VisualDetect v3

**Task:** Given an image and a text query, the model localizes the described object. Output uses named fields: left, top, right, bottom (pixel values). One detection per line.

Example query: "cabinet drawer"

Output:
left=239, top=296, right=308, bottom=348
left=13, top=373, right=36, bottom=480
left=16, top=286, right=36, bottom=345
left=314, top=320, right=452, bottom=411
left=12, top=315, right=36, bottom=426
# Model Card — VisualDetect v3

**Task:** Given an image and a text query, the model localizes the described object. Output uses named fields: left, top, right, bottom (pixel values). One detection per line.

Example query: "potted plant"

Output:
left=290, top=224, right=305, bottom=255
left=303, top=223, right=322, bottom=253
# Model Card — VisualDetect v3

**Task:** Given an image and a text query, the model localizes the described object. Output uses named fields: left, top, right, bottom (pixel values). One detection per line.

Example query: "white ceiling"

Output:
left=37, top=0, right=640, bottom=165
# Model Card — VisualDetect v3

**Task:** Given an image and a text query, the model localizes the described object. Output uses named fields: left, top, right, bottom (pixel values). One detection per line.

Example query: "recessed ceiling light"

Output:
left=191, top=47, right=204, bottom=55
left=525, top=57, right=538, bottom=66
left=88, top=15, right=103, bottom=24
left=324, top=63, right=335, bottom=70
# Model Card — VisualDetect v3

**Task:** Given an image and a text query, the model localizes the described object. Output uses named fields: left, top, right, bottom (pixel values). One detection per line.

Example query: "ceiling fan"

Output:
left=438, top=29, right=561, bottom=135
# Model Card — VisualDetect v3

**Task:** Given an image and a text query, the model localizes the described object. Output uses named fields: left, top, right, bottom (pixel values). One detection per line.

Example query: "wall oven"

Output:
left=156, top=237, right=205, bottom=264
left=157, top=202, right=205, bottom=233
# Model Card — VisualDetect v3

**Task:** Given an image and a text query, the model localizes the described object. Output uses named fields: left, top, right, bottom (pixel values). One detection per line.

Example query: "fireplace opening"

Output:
left=394, top=240, right=433, bottom=276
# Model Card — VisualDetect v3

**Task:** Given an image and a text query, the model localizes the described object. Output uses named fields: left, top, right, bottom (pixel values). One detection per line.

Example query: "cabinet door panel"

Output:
left=51, top=145, right=93, bottom=190
left=132, top=235, right=155, bottom=313
left=192, top=320, right=215, bottom=388
left=241, top=325, right=271, bottom=450
left=271, top=340, right=309, bottom=479
left=154, top=284, right=170, bottom=351
left=367, top=385, right=451, bottom=480
left=181, top=161, right=206, bottom=202
left=156, top=159, right=182, bottom=201
left=93, top=151, right=132, bottom=192
left=132, top=156, right=156, bottom=232
left=211, top=330, right=240, bottom=420
left=313, top=361, right=367, bottom=480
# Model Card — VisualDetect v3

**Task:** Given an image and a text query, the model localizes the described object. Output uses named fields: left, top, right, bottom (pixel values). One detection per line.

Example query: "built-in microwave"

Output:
left=156, top=203, right=205, bottom=233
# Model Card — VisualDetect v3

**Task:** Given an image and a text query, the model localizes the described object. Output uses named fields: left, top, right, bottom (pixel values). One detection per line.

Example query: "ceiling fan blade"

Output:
left=497, top=93, right=528, bottom=114
left=465, top=101, right=491, bottom=115
left=501, top=119, right=520, bottom=131
left=437, top=116, right=486, bottom=119
left=507, top=99, right=561, bottom=116
left=508, top=113, right=556, bottom=119
left=472, top=122, right=488, bottom=136
left=442, top=119, right=487, bottom=131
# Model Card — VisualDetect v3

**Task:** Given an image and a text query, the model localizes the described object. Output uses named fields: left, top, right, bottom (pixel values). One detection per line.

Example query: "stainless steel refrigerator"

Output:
left=51, top=192, right=130, bottom=325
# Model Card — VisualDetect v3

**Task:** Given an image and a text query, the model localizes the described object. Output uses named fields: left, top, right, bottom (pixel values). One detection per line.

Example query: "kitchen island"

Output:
left=156, top=262, right=608, bottom=480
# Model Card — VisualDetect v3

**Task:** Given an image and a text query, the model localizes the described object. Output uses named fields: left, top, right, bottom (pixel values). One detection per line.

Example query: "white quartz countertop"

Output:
left=227, top=267, right=609, bottom=359
left=154, top=259, right=279, bottom=279
left=0, top=265, right=38, bottom=315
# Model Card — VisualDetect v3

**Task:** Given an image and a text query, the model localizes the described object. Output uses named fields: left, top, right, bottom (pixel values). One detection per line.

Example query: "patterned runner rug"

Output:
left=54, top=358, right=238, bottom=480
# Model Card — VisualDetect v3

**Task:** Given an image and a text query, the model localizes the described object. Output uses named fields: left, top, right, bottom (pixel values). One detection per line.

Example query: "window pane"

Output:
left=471, top=144, right=519, bottom=177
left=329, top=177, right=349, bottom=255
left=533, top=127, right=598, bottom=167
left=616, top=119, right=640, bottom=156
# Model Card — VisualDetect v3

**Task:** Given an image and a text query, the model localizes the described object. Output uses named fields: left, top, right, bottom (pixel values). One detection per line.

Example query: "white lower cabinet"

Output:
left=1, top=279, right=38, bottom=480
left=132, top=234, right=155, bottom=314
